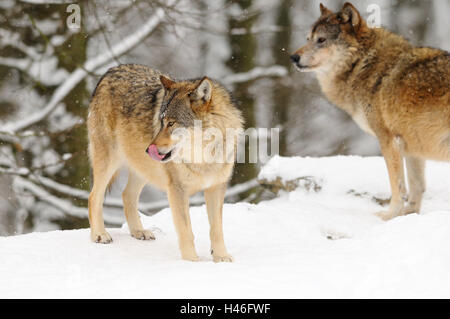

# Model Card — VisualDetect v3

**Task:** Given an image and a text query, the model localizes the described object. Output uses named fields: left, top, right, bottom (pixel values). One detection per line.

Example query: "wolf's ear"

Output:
left=190, top=77, right=212, bottom=112
left=191, top=77, right=212, bottom=103
left=340, top=2, right=362, bottom=30
left=160, top=75, right=175, bottom=90
left=319, top=3, right=332, bottom=16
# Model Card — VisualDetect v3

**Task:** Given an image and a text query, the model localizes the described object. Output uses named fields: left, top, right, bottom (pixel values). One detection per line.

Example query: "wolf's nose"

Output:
left=290, top=54, right=300, bottom=63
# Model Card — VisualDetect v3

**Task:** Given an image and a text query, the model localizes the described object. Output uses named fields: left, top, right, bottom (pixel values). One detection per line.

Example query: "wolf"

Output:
left=87, top=64, right=243, bottom=261
left=290, top=3, right=450, bottom=220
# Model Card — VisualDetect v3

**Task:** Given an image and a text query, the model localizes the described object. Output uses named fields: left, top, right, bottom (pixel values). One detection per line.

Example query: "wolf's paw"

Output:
left=212, top=253, right=233, bottom=263
left=131, top=229, right=155, bottom=241
left=375, top=210, right=396, bottom=221
left=181, top=252, right=199, bottom=262
left=91, top=231, right=112, bottom=244
left=402, top=206, right=420, bottom=216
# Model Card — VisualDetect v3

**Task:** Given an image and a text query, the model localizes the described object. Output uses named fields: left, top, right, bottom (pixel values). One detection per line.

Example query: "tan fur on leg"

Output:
left=122, top=170, right=155, bottom=240
left=376, top=136, right=407, bottom=221
left=205, top=183, right=232, bottom=263
left=88, top=145, right=120, bottom=243
left=404, top=156, right=426, bottom=215
left=167, top=186, right=198, bottom=261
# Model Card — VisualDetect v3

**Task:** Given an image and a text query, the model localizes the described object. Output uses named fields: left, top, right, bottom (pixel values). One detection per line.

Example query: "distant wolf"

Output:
left=291, top=3, right=450, bottom=220
left=88, top=64, right=243, bottom=261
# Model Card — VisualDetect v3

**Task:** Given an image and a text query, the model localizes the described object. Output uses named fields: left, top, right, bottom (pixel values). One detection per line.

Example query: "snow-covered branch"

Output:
left=0, top=167, right=30, bottom=176
left=3, top=161, right=258, bottom=219
left=12, top=174, right=257, bottom=226
left=230, top=26, right=283, bottom=35
left=0, top=29, right=41, bottom=60
left=0, top=57, right=30, bottom=71
left=0, top=56, right=67, bottom=86
left=32, top=174, right=258, bottom=213
left=13, top=177, right=124, bottom=226
left=223, top=66, right=288, bottom=85
left=1, top=7, right=166, bottom=135
left=0, top=132, right=19, bottom=144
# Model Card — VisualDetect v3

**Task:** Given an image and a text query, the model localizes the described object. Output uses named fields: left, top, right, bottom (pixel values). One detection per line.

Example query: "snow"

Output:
left=1, top=156, right=450, bottom=298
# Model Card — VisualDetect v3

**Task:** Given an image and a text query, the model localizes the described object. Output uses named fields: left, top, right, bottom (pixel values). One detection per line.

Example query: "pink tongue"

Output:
left=147, top=144, right=165, bottom=161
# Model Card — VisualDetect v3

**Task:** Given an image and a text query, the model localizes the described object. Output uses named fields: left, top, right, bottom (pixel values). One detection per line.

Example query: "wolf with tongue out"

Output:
left=87, top=64, right=243, bottom=262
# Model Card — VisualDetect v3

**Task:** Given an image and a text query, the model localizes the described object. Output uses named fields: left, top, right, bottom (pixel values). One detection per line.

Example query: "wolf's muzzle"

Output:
left=290, top=54, right=300, bottom=64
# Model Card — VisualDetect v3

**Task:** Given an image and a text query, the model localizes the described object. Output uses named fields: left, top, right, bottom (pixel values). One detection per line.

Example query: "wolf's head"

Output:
left=290, top=2, right=369, bottom=73
left=146, top=76, right=215, bottom=163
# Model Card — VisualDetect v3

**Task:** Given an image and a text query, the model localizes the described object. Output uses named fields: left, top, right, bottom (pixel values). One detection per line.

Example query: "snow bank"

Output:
left=1, top=156, right=450, bottom=298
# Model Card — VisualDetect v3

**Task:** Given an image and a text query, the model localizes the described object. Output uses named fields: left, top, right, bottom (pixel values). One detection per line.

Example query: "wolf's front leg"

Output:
left=205, top=183, right=233, bottom=263
left=122, top=171, right=155, bottom=240
left=167, top=186, right=198, bottom=261
left=376, top=136, right=407, bottom=221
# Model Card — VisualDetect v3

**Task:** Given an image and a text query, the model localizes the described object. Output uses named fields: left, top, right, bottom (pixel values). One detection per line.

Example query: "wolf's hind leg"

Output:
left=375, top=136, right=407, bottom=221
left=404, top=156, right=426, bottom=215
left=122, top=170, right=154, bottom=240
left=88, top=144, right=120, bottom=244
left=205, top=183, right=232, bottom=263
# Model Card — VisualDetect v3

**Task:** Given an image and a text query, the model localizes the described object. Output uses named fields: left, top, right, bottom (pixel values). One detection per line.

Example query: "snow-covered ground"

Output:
left=1, top=156, right=450, bottom=298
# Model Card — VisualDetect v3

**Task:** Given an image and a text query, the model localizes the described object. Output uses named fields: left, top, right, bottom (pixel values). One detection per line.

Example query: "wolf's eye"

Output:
left=317, top=37, right=326, bottom=44
left=167, top=121, right=174, bottom=127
